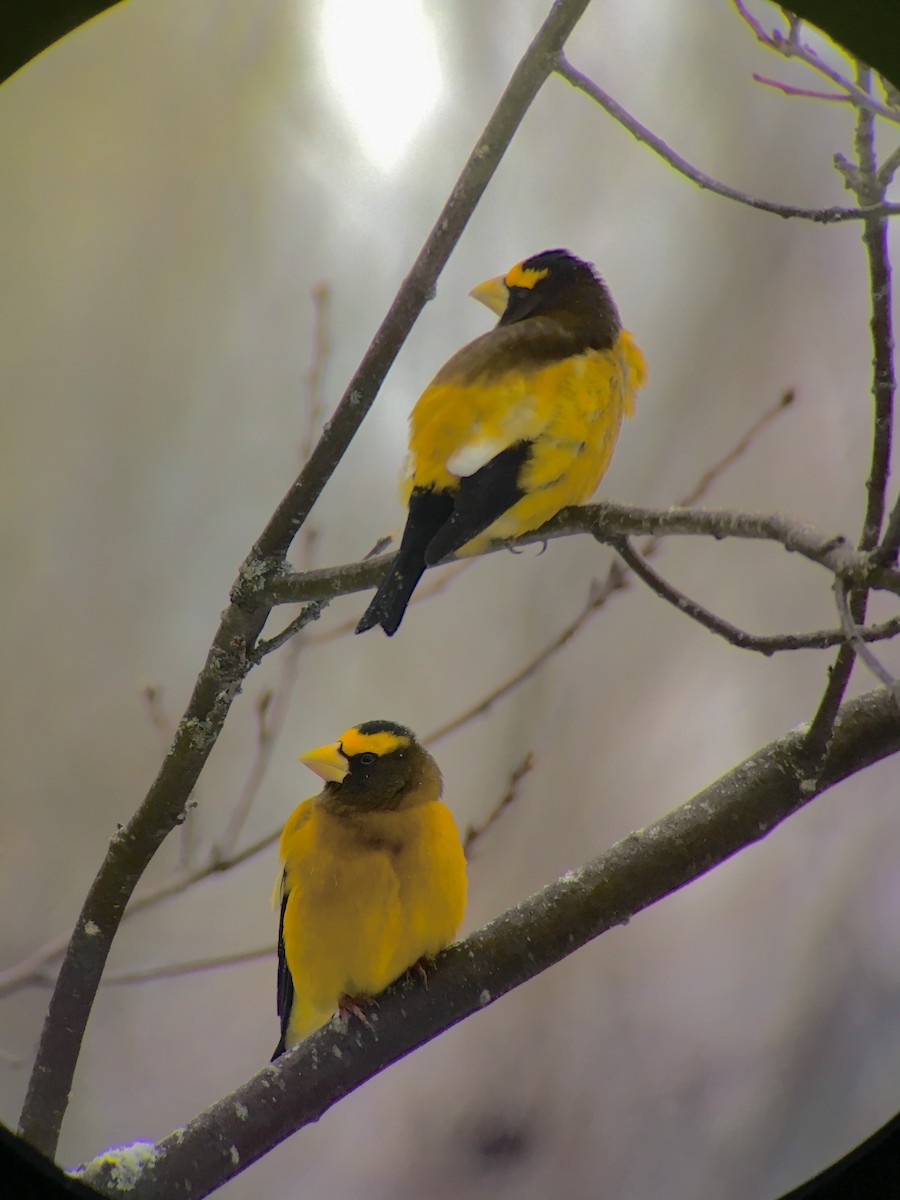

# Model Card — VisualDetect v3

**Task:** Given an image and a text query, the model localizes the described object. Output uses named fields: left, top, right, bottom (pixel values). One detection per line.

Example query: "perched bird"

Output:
left=273, top=720, right=467, bottom=1057
left=356, top=248, right=647, bottom=635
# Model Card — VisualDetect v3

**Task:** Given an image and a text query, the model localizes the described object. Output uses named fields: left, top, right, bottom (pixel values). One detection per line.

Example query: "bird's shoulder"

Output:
left=430, top=316, right=590, bottom=389
left=278, top=796, right=316, bottom=862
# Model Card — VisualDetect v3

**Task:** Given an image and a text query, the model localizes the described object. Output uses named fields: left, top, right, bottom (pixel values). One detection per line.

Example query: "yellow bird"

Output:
left=356, top=248, right=647, bottom=635
left=273, top=720, right=467, bottom=1056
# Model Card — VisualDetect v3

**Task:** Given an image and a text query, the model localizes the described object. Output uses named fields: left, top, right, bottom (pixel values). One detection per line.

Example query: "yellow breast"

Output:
left=279, top=798, right=467, bottom=1044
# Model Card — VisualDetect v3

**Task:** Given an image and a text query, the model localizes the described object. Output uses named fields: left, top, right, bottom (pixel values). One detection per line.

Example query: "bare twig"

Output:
left=0, top=826, right=282, bottom=998
left=214, top=689, right=276, bottom=861
left=425, top=571, right=626, bottom=746
left=876, top=143, right=900, bottom=189
left=752, top=74, right=852, bottom=104
left=101, top=946, right=274, bottom=987
left=249, top=602, right=325, bottom=663
left=647, top=390, right=795, bottom=533
left=80, top=687, right=900, bottom=1200
left=18, top=0, right=596, bottom=1153
left=463, top=753, right=536, bottom=857
left=614, top=537, right=900, bottom=656
left=805, top=65, right=896, bottom=763
left=213, top=287, right=336, bottom=855
left=834, top=582, right=900, bottom=706
left=139, top=686, right=175, bottom=749
left=554, top=54, right=900, bottom=223
left=733, top=2, right=900, bottom=125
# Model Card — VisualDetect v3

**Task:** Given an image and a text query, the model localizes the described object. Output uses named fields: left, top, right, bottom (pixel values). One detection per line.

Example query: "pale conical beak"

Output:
left=299, top=741, right=348, bottom=783
left=469, top=274, right=509, bottom=317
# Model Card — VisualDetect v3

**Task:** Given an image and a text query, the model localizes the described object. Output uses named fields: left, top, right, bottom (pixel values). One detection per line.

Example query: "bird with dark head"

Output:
left=273, top=721, right=467, bottom=1057
left=356, top=248, right=647, bottom=636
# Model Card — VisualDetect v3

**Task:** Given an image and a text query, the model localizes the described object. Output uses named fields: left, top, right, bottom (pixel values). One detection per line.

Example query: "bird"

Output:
left=272, top=720, right=467, bottom=1057
left=355, top=248, right=647, bottom=636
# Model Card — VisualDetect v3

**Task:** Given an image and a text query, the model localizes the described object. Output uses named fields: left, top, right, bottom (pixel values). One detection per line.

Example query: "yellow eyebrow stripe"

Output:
left=339, top=728, right=409, bottom=757
left=505, top=263, right=550, bottom=290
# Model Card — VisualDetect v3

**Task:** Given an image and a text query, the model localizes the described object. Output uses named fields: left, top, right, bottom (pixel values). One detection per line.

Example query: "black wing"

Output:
left=271, top=886, right=293, bottom=1060
left=423, top=440, right=531, bottom=565
left=356, top=486, right=455, bottom=636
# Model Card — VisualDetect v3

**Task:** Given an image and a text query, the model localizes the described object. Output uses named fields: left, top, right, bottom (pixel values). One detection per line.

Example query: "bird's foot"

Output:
left=338, top=993, right=378, bottom=1035
left=506, top=538, right=548, bottom=556
left=408, top=956, right=437, bottom=989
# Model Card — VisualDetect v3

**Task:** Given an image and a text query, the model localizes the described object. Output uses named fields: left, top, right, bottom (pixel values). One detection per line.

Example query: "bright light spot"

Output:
left=319, top=0, right=444, bottom=172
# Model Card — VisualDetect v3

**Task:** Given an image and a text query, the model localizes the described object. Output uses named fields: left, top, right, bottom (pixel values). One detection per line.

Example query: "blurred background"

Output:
left=2, top=1, right=899, bottom=1197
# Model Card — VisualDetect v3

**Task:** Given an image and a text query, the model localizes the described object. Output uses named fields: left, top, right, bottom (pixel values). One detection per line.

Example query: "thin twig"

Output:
left=645, top=389, right=795, bottom=544
left=805, top=65, right=896, bottom=763
left=753, top=74, right=852, bottom=104
left=0, top=826, right=283, bottom=998
left=214, top=289, right=335, bottom=857
left=733, top=2, right=900, bottom=125
left=554, top=54, right=900, bottom=223
left=834, top=582, right=900, bottom=706
left=463, top=754, right=536, bottom=857
left=250, top=602, right=325, bottom=663
left=425, top=571, right=627, bottom=746
left=101, top=946, right=274, bottom=987
left=876, top=143, right=900, bottom=189
left=614, top=538, right=900, bottom=655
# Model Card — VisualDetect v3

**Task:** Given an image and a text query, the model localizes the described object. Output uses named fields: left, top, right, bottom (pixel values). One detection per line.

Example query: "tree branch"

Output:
left=274, top=502, right=900, bottom=608
left=554, top=54, right=900, bottom=223
left=804, top=65, right=896, bottom=763
left=734, top=1, right=900, bottom=119
left=834, top=581, right=900, bottom=705
left=614, top=536, right=900, bottom=655
left=18, top=0, right=597, bottom=1152
left=79, top=687, right=900, bottom=1200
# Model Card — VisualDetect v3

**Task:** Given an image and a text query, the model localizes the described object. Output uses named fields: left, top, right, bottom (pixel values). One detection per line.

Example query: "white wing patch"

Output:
left=446, top=395, right=545, bottom=478
left=447, top=437, right=512, bottom=478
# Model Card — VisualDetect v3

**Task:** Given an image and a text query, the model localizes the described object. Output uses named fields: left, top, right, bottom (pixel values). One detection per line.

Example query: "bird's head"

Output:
left=300, top=720, right=442, bottom=812
left=469, top=248, right=620, bottom=344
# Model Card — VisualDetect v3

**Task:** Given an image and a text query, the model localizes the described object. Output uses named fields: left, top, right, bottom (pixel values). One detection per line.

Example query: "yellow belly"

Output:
left=280, top=801, right=467, bottom=1046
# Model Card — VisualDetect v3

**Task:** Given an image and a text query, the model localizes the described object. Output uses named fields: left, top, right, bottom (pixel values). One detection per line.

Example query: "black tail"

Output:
left=356, top=487, right=454, bottom=635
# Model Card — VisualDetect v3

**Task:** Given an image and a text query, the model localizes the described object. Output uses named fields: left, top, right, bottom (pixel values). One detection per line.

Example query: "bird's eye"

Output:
left=358, top=752, right=377, bottom=766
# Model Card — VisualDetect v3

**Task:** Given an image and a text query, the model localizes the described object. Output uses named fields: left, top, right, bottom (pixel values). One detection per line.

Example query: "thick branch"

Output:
left=80, top=687, right=900, bottom=1200
left=17, top=0, right=595, bottom=1154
